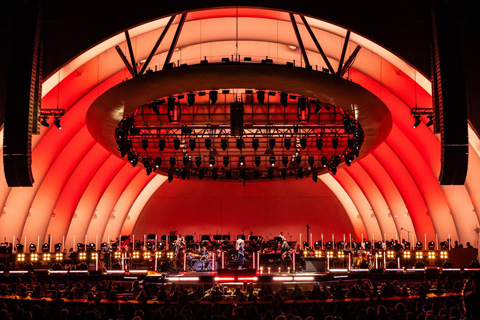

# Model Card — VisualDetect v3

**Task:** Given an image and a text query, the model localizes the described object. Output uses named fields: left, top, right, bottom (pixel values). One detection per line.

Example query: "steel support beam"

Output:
left=290, top=13, right=310, bottom=68
left=339, top=45, right=361, bottom=77
left=124, top=30, right=137, bottom=76
left=115, top=46, right=136, bottom=78
left=163, top=13, right=187, bottom=69
left=337, top=30, right=351, bottom=75
left=300, top=15, right=335, bottom=74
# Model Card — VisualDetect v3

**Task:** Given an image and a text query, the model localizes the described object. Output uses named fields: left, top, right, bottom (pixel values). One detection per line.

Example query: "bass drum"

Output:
left=207, top=261, right=217, bottom=271
left=194, top=261, right=204, bottom=272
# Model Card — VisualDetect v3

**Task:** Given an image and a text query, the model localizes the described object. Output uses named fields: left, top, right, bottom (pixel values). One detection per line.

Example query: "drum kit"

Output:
left=188, top=253, right=217, bottom=271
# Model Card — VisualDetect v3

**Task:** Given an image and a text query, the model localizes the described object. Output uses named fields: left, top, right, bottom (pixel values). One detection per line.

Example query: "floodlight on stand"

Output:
left=209, top=90, right=218, bottom=104
left=189, top=139, right=196, bottom=151
left=195, top=156, right=202, bottom=168
left=280, top=92, right=288, bottom=107
left=308, top=156, right=315, bottom=167
left=332, top=137, right=339, bottom=150
left=254, top=156, right=261, bottom=167
left=269, top=138, right=276, bottom=149
left=173, top=138, right=181, bottom=150
left=282, top=156, right=289, bottom=167
left=40, top=117, right=50, bottom=127
left=252, top=138, right=259, bottom=151
left=413, top=115, right=421, bottom=128
left=155, top=157, right=162, bottom=168
left=316, top=138, right=323, bottom=150
left=209, top=156, right=215, bottom=167
left=284, top=138, right=292, bottom=150
left=205, top=138, right=212, bottom=150
left=158, top=139, right=166, bottom=151
left=223, top=156, right=229, bottom=167
left=221, top=138, right=228, bottom=151
left=169, top=157, right=176, bottom=167
left=320, top=156, right=327, bottom=167
left=187, top=93, right=195, bottom=106
left=426, top=115, right=434, bottom=126
left=300, top=138, right=307, bottom=149
left=183, top=156, right=189, bottom=166
left=236, top=138, right=244, bottom=150
left=269, top=155, right=276, bottom=166
left=141, top=139, right=148, bottom=150
left=54, top=117, right=62, bottom=129
left=238, top=156, right=245, bottom=166
left=256, top=90, right=265, bottom=104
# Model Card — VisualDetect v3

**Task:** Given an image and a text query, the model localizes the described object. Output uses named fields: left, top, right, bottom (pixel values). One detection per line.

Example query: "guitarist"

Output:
left=281, top=240, right=292, bottom=271
left=236, top=237, right=245, bottom=270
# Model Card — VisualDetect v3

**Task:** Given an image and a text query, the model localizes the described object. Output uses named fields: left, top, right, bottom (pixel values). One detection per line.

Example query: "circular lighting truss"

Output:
left=115, top=88, right=363, bottom=181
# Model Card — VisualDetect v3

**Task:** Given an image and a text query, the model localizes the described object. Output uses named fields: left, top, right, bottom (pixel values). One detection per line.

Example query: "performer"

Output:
left=281, top=240, right=292, bottom=270
left=173, top=240, right=183, bottom=271
left=236, top=237, right=245, bottom=270
left=279, top=232, right=287, bottom=242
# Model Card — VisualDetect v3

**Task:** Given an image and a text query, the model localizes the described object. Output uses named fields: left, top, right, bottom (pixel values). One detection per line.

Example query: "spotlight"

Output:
left=155, top=157, right=162, bottom=168
left=16, top=244, right=24, bottom=252
left=254, top=156, right=261, bottom=167
left=209, top=156, right=215, bottom=167
left=238, top=156, right=245, bottom=166
left=168, top=171, right=174, bottom=182
left=267, top=168, right=274, bottom=179
left=189, top=139, right=196, bottom=151
left=321, top=156, right=327, bottom=167
left=345, top=152, right=354, bottom=166
left=42, top=243, right=50, bottom=253
left=128, top=153, right=138, bottom=167
left=180, top=168, right=188, bottom=179
left=281, top=169, right=287, bottom=179
left=187, top=93, right=195, bottom=106
left=236, top=138, right=244, bottom=150
left=169, top=157, right=176, bottom=167
left=167, top=97, right=176, bottom=111
left=149, top=101, right=160, bottom=115
left=54, top=243, right=62, bottom=252
left=312, top=172, right=318, bottom=183
left=331, top=137, right=339, bottom=150
left=53, top=117, right=62, bottom=129
left=221, top=138, right=228, bottom=151
left=195, top=156, right=202, bottom=168
left=269, top=138, right=276, bottom=149
left=280, top=92, right=288, bottom=107
left=426, top=115, right=434, bottom=127
left=413, top=115, right=421, bottom=128
left=205, top=138, right=212, bottom=150
left=295, top=155, right=302, bottom=165
left=40, top=117, right=50, bottom=127
left=209, top=90, right=218, bottom=104
left=173, top=138, right=181, bottom=150
left=252, top=138, right=259, bottom=151
left=269, top=155, right=276, bottom=166
left=223, top=156, right=229, bottom=167
left=158, top=139, right=166, bottom=151
left=284, top=138, right=291, bottom=150
left=282, top=156, right=289, bottom=167
left=329, top=166, right=337, bottom=175
left=300, top=138, right=307, bottom=149
left=143, top=156, right=152, bottom=167
left=428, top=241, right=435, bottom=250
left=308, top=156, right=314, bottom=167
left=183, top=156, right=189, bottom=166
left=29, top=244, right=37, bottom=252
left=256, top=90, right=265, bottom=104
left=212, top=168, right=218, bottom=180
left=141, top=139, right=148, bottom=150
left=316, top=138, right=323, bottom=150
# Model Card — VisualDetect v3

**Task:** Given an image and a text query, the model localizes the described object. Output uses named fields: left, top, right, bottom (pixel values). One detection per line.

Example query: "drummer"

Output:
left=200, top=246, right=209, bottom=259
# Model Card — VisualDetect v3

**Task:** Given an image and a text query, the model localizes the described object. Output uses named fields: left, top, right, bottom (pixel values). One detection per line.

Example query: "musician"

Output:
left=281, top=240, right=292, bottom=270
left=236, top=237, right=245, bottom=270
left=200, top=246, right=209, bottom=259
left=279, top=232, right=287, bottom=242
left=173, top=240, right=183, bottom=271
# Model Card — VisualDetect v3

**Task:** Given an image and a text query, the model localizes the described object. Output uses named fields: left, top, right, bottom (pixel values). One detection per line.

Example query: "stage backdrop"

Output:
left=132, top=177, right=356, bottom=244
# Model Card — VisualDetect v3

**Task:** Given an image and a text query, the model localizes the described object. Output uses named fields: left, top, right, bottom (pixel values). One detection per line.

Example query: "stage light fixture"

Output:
left=209, top=156, right=215, bottom=167
left=183, top=156, right=189, bottom=166
left=254, top=156, right=261, bottom=167
left=53, top=117, right=62, bottom=129
left=212, top=168, right=218, bottom=180
left=297, top=168, right=304, bottom=179
left=77, top=243, right=85, bottom=251
left=269, top=156, right=276, bottom=166
left=17, top=253, right=25, bottom=262
left=189, top=139, right=196, bottom=151
left=40, top=117, right=50, bottom=127
left=314, top=102, right=322, bottom=114
left=252, top=138, right=259, bottom=151
left=209, top=90, right=218, bottom=104
left=169, top=157, right=176, bottom=167
left=128, top=153, right=138, bottom=167
left=54, top=243, right=62, bottom=252
left=300, top=138, right=307, bottom=149
left=187, top=93, right=195, bottom=106
left=413, top=115, right=421, bottom=128
left=205, top=138, right=212, bottom=150
left=295, top=155, right=302, bottom=165
left=173, top=138, right=181, bottom=150
left=284, top=138, right=291, bottom=150
left=168, top=171, right=174, bottom=182
left=428, top=241, right=435, bottom=250
left=158, top=139, right=166, bottom=151
left=348, top=139, right=355, bottom=150
left=329, top=166, right=337, bottom=175
left=256, top=90, right=265, bottom=104
left=332, top=137, right=339, bottom=150
left=415, top=241, right=423, bottom=250
left=195, top=156, right=202, bottom=168
left=167, top=97, right=176, bottom=110
left=312, top=172, right=318, bottom=183
left=238, top=156, right=245, bottom=166
left=316, top=138, right=323, bottom=150
left=236, top=138, right=244, bottom=150
left=141, top=139, right=148, bottom=151
left=403, top=251, right=411, bottom=259
left=55, top=253, right=63, bottom=261
left=269, top=138, right=276, bottom=149
left=280, top=92, right=288, bottom=107
left=180, top=168, right=187, bottom=179
left=426, top=115, right=434, bottom=126
left=42, top=243, right=49, bottom=253
left=31, top=253, right=39, bottom=261
left=155, top=157, right=162, bottom=168
left=282, top=156, right=289, bottom=167
left=281, top=169, right=287, bottom=179
left=221, top=138, right=228, bottom=151
left=308, top=156, right=314, bottom=167
left=223, top=156, right=229, bottom=167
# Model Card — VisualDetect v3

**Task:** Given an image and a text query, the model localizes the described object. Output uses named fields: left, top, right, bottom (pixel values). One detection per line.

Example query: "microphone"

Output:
left=400, top=227, right=403, bottom=230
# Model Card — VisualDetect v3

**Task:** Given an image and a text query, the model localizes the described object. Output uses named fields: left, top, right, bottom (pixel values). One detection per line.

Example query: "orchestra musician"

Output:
left=279, top=232, right=287, bottom=241
left=236, top=237, right=245, bottom=270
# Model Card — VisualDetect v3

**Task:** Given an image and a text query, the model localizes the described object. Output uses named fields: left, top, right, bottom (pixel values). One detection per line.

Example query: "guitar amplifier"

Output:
left=305, top=259, right=326, bottom=272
